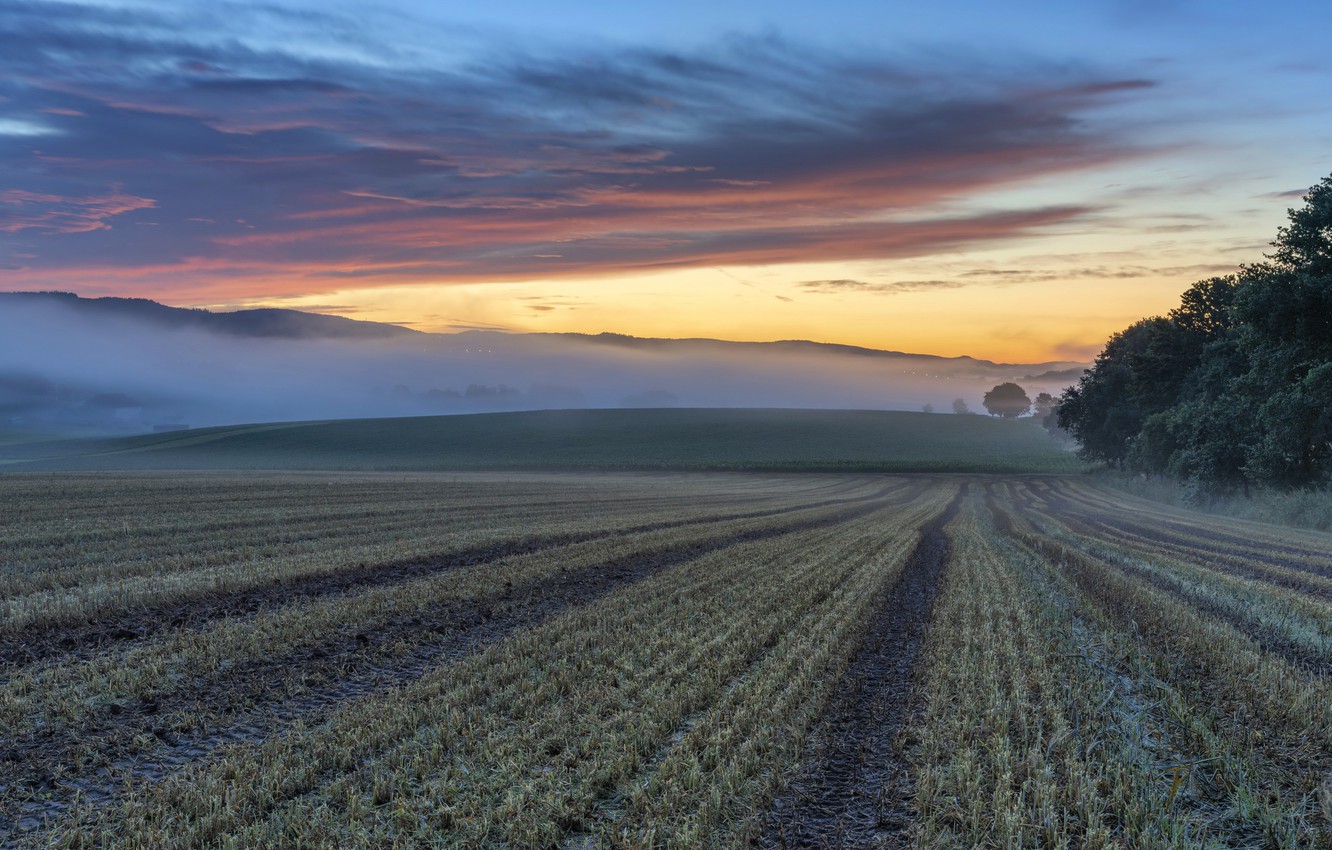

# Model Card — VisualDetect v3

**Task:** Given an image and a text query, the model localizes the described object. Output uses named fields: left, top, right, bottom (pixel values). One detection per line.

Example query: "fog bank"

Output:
left=0, top=297, right=1085, bottom=434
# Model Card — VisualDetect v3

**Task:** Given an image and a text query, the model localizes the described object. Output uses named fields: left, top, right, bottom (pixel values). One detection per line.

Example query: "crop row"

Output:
left=912, top=494, right=1183, bottom=847
left=1, top=483, right=925, bottom=838
left=6, top=472, right=1330, bottom=848
left=1009, top=480, right=1332, bottom=669
left=0, top=472, right=901, bottom=638
left=988, top=486, right=1332, bottom=845
left=28, top=485, right=956, bottom=848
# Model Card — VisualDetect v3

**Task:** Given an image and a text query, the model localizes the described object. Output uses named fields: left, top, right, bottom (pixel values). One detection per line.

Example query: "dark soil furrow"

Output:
left=0, top=484, right=906, bottom=675
left=752, top=486, right=963, bottom=850
left=1, top=496, right=897, bottom=842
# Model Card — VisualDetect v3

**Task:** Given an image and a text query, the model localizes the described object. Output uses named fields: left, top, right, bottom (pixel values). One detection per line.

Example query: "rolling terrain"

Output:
left=0, top=408, right=1080, bottom=474
left=0, top=291, right=1086, bottom=433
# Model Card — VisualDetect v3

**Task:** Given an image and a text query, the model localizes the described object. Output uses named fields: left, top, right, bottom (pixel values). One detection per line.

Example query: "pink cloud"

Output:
left=0, top=189, right=156, bottom=234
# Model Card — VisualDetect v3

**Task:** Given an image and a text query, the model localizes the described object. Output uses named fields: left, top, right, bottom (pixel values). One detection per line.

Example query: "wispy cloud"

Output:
left=0, top=1, right=1157, bottom=300
left=953, top=262, right=1237, bottom=283
left=1259, top=188, right=1310, bottom=200
left=799, top=259, right=1240, bottom=297
left=799, top=278, right=967, bottom=295
left=0, top=188, right=156, bottom=234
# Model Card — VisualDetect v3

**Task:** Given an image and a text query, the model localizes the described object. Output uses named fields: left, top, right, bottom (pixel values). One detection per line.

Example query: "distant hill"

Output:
left=0, top=292, right=1083, bottom=376
left=0, top=291, right=419, bottom=340
left=0, top=408, right=1083, bottom=474
left=0, top=291, right=1090, bottom=434
left=545, top=331, right=1080, bottom=375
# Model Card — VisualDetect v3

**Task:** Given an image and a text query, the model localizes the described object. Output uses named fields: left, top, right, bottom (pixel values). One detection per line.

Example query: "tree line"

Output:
left=1056, top=174, right=1332, bottom=492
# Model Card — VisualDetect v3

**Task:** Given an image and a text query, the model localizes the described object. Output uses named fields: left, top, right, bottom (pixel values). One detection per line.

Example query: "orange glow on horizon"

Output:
left=185, top=259, right=1206, bottom=364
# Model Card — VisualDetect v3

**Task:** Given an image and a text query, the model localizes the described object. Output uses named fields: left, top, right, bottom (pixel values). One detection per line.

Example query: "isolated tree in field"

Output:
left=982, top=383, right=1030, bottom=418
left=951, top=398, right=969, bottom=414
left=921, top=403, right=934, bottom=414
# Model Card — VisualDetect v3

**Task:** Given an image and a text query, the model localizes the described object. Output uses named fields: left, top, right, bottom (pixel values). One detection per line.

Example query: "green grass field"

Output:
left=0, top=408, right=1081, bottom=473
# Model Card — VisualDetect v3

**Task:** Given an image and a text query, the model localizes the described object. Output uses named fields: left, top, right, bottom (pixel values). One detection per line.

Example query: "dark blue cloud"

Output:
left=0, top=1, right=1157, bottom=297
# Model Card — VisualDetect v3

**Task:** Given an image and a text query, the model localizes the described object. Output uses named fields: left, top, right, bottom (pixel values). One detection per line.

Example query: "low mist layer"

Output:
left=0, top=294, right=1085, bottom=435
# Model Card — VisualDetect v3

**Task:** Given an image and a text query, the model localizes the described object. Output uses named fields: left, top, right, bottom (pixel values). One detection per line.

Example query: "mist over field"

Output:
left=0, top=295, right=1084, bottom=432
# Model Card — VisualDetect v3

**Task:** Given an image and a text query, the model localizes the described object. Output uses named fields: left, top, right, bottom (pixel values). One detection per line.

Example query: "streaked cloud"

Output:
left=0, top=1, right=1156, bottom=300
left=0, top=189, right=157, bottom=234
left=0, top=116, right=60, bottom=137
left=799, top=279, right=968, bottom=295
left=797, top=260, right=1240, bottom=296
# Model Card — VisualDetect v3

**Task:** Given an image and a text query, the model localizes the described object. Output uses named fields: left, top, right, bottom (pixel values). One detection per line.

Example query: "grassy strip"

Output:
left=1097, top=472, right=1332, bottom=533
left=0, top=409, right=1084, bottom=474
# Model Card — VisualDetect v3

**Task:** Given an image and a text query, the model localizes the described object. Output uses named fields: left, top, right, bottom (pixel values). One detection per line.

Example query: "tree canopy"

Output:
left=1056, top=174, right=1332, bottom=491
left=982, top=383, right=1031, bottom=418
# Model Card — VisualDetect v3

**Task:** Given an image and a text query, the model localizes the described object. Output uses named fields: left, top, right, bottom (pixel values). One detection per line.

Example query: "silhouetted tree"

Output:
left=951, top=398, right=970, bottom=414
left=1229, top=176, right=1332, bottom=486
left=1057, top=173, right=1332, bottom=490
left=982, top=382, right=1030, bottom=419
left=1057, top=320, right=1168, bottom=467
left=921, top=403, right=934, bottom=414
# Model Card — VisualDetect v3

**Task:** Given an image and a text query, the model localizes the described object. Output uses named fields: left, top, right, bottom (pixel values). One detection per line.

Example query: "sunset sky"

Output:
left=2, top=0, right=1330, bottom=362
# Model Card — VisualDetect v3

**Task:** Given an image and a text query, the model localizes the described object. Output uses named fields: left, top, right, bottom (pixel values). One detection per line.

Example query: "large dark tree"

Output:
left=1057, top=319, right=1171, bottom=466
left=982, top=382, right=1031, bottom=419
left=1057, top=174, right=1332, bottom=490
left=1230, top=176, right=1332, bottom=486
left=1127, top=331, right=1252, bottom=490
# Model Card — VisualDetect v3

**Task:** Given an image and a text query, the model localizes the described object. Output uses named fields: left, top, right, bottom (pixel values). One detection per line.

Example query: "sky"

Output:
left=1, top=0, right=1329, bottom=362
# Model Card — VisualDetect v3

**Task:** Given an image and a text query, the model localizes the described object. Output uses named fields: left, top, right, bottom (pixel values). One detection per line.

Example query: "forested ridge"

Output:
left=1057, top=174, right=1332, bottom=492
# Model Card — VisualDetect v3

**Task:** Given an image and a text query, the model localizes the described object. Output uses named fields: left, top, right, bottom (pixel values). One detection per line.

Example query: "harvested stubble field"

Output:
left=1, top=470, right=1331, bottom=849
